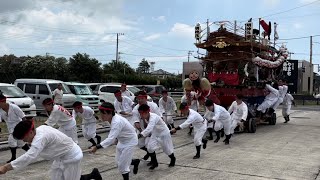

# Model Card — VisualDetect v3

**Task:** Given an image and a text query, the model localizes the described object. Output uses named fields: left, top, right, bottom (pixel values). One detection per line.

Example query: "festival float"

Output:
left=187, top=19, right=289, bottom=132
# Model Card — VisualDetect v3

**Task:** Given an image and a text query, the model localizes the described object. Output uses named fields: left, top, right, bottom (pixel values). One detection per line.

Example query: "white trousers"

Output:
left=194, top=126, right=207, bottom=146
left=214, top=118, right=232, bottom=135
left=272, top=97, right=283, bottom=110
left=8, top=134, right=26, bottom=148
left=82, top=123, right=96, bottom=140
left=147, top=133, right=174, bottom=155
left=230, top=119, right=241, bottom=134
left=163, top=112, right=174, bottom=124
left=257, top=99, right=277, bottom=113
left=59, top=126, right=78, bottom=144
left=138, top=136, right=150, bottom=148
left=116, top=145, right=135, bottom=174
left=50, top=145, right=83, bottom=180
left=282, top=104, right=292, bottom=117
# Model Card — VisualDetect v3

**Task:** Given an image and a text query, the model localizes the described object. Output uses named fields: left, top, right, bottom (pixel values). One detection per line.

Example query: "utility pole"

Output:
left=188, top=51, right=194, bottom=62
left=116, top=33, right=124, bottom=63
left=234, top=20, right=237, bottom=34
left=310, top=36, right=313, bottom=95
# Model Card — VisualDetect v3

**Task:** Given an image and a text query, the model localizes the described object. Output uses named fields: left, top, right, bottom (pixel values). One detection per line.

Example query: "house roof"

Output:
left=151, top=69, right=173, bottom=75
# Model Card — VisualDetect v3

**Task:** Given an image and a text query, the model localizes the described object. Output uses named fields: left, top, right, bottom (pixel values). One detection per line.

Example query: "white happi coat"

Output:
left=228, top=101, right=248, bottom=134
left=159, top=96, right=177, bottom=125
left=114, top=96, right=134, bottom=125
left=52, top=89, right=63, bottom=105
left=100, top=114, right=138, bottom=174
left=257, top=84, right=279, bottom=113
left=72, top=106, right=97, bottom=140
left=121, top=90, right=131, bottom=98
left=132, top=101, right=161, bottom=148
left=11, top=126, right=83, bottom=180
left=141, top=113, right=174, bottom=155
left=45, top=105, right=78, bottom=143
left=207, top=104, right=232, bottom=135
left=179, top=109, right=207, bottom=146
left=282, top=93, right=294, bottom=117
left=272, top=85, right=288, bottom=110
left=0, top=103, right=26, bottom=147
left=181, top=92, right=199, bottom=111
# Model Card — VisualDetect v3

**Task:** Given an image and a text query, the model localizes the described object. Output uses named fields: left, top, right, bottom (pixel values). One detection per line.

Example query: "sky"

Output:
left=0, top=0, right=320, bottom=74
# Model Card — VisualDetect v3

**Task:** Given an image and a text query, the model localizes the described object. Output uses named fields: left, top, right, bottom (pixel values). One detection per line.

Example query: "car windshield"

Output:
left=48, top=83, right=71, bottom=94
left=73, top=85, right=93, bottom=95
left=128, top=86, right=140, bottom=94
left=0, top=86, right=27, bottom=98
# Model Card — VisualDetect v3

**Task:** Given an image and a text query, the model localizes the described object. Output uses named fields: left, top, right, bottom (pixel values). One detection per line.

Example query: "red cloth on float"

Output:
left=207, top=72, right=239, bottom=85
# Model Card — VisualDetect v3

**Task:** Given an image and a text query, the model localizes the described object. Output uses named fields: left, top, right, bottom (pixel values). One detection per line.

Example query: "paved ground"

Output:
left=0, top=107, right=320, bottom=180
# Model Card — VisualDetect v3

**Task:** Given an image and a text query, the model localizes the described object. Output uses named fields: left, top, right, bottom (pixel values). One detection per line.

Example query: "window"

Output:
left=38, top=84, right=50, bottom=95
left=25, top=84, right=36, bottom=94
left=68, top=85, right=76, bottom=94
left=100, top=86, right=120, bottom=93
left=17, top=83, right=24, bottom=91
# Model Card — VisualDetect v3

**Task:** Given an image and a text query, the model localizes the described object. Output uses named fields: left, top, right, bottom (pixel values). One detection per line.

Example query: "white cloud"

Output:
left=143, top=33, right=162, bottom=41
left=262, top=0, right=280, bottom=8
left=152, top=16, right=166, bottom=23
left=35, top=34, right=53, bottom=47
left=293, top=23, right=303, bottom=29
left=168, top=23, right=194, bottom=39
left=0, top=44, right=10, bottom=55
left=6, top=26, right=34, bottom=37
left=299, top=0, right=315, bottom=3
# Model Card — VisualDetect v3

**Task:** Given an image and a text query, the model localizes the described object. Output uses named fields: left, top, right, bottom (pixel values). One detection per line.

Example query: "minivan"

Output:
left=0, top=83, right=36, bottom=117
left=14, top=79, right=76, bottom=111
left=65, top=82, right=100, bottom=112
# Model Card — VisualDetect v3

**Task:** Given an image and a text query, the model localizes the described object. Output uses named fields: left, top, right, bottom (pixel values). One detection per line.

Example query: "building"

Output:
left=297, top=60, right=314, bottom=94
left=150, top=69, right=174, bottom=79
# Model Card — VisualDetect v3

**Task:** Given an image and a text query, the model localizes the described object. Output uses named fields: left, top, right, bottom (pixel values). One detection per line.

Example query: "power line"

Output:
left=121, top=52, right=187, bottom=58
left=279, top=35, right=320, bottom=41
left=261, top=0, right=320, bottom=19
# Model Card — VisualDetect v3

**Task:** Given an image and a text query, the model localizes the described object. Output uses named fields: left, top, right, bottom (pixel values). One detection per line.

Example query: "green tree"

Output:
left=103, top=60, right=135, bottom=75
left=136, top=58, right=150, bottom=74
left=68, top=53, right=102, bottom=82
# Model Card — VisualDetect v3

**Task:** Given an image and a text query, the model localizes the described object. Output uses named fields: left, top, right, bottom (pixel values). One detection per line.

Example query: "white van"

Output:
left=65, top=82, right=100, bottom=112
left=14, top=79, right=76, bottom=111
left=0, top=83, right=36, bottom=117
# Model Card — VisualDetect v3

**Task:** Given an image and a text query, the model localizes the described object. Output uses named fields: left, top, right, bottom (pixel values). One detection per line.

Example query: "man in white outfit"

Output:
left=42, top=98, right=78, bottom=144
left=138, top=104, right=176, bottom=170
left=256, top=82, right=279, bottom=117
left=204, top=99, right=232, bottom=145
left=132, top=91, right=161, bottom=161
left=52, top=83, right=63, bottom=106
left=0, top=119, right=102, bottom=180
left=0, top=94, right=30, bottom=163
left=159, top=90, right=177, bottom=130
left=282, top=93, right=295, bottom=123
left=90, top=102, right=140, bottom=180
left=181, top=89, right=198, bottom=135
left=171, top=102, right=208, bottom=159
left=270, top=79, right=288, bottom=115
left=120, top=83, right=131, bottom=98
left=114, top=90, right=135, bottom=125
left=72, top=101, right=101, bottom=148
left=228, top=94, right=248, bottom=134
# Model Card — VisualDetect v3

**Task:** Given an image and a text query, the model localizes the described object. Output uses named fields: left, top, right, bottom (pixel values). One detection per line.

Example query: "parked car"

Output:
left=134, top=85, right=166, bottom=104
left=65, top=82, right=100, bottom=112
left=0, top=83, right=36, bottom=118
left=87, top=83, right=105, bottom=95
left=98, top=83, right=152, bottom=104
left=14, top=79, right=76, bottom=112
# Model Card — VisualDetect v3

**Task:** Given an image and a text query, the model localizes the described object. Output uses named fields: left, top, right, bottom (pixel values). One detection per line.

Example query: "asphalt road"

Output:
left=0, top=108, right=320, bottom=180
